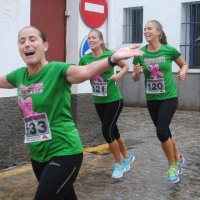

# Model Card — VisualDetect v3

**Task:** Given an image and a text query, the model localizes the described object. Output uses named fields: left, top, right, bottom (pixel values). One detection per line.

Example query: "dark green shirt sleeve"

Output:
left=133, top=56, right=140, bottom=65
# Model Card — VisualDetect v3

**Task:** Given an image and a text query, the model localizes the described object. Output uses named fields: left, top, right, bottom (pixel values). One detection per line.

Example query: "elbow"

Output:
left=125, top=66, right=129, bottom=73
left=125, top=65, right=129, bottom=71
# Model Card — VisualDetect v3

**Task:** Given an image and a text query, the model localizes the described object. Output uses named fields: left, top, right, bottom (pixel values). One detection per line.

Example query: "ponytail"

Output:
left=160, top=30, right=168, bottom=44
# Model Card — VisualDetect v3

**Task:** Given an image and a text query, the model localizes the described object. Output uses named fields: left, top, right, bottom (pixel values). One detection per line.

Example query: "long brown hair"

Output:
left=89, top=29, right=108, bottom=50
left=147, top=20, right=168, bottom=44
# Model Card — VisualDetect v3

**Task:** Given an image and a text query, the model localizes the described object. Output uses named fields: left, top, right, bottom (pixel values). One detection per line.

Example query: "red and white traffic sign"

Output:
left=80, top=0, right=108, bottom=28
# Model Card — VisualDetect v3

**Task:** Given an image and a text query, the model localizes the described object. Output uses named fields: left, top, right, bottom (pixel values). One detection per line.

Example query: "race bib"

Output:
left=24, top=113, right=52, bottom=143
left=146, top=78, right=165, bottom=94
left=92, top=82, right=107, bottom=96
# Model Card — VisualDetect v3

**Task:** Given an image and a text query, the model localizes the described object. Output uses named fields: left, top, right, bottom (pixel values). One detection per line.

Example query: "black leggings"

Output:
left=147, top=97, right=178, bottom=143
left=31, top=153, right=83, bottom=200
left=95, top=99, right=123, bottom=143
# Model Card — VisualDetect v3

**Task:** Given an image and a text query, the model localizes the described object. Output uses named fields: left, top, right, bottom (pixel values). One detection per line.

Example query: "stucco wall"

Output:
left=0, top=0, right=30, bottom=97
left=0, top=97, right=29, bottom=170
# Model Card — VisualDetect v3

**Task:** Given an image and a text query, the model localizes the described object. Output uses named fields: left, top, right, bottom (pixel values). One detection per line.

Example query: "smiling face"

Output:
left=18, top=26, right=48, bottom=67
left=88, top=31, right=103, bottom=51
left=144, top=21, right=161, bottom=43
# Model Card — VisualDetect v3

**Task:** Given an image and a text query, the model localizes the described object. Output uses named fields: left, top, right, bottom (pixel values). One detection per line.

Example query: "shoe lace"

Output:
left=123, top=159, right=128, bottom=164
left=168, top=167, right=176, bottom=176
left=124, top=154, right=132, bottom=163
left=114, top=164, right=122, bottom=171
left=175, top=161, right=181, bottom=169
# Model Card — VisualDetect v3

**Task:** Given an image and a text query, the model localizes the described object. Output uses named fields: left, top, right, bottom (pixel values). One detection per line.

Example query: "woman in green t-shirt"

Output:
left=0, top=26, right=144, bottom=200
left=132, top=20, right=188, bottom=184
left=79, top=30, right=135, bottom=179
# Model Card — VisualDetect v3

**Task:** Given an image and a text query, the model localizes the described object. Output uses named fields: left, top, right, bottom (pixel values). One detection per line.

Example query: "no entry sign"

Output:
left=80, top=0, right=108, bottom=28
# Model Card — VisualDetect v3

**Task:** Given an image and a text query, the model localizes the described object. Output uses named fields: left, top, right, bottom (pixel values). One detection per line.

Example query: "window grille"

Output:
left=181, top=2, right=200, bottom=68
left=123, top=7, right=143, bottom=43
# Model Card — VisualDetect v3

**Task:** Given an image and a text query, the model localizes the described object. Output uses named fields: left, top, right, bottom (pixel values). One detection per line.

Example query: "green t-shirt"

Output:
left=6, top=61, right=83, bottom=162
left=133, top=44, right=181, bottom=101
left=79, top=50, right=122, bottom=103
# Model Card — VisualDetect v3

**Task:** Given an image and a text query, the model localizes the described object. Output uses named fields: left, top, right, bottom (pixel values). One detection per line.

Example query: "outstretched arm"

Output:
left=0, top=76, right=15, bottom=88
left=67, top=44, right=144, bottom=84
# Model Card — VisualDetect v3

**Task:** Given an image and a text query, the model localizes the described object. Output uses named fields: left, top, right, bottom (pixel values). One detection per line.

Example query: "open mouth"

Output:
left=25, top=51, right=35, bottom=56
left=145, top=35, right=151, bottom=40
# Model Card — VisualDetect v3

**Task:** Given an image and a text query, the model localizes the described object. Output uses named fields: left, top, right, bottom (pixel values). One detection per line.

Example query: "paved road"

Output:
left=0, top=107, right=199, bottom=200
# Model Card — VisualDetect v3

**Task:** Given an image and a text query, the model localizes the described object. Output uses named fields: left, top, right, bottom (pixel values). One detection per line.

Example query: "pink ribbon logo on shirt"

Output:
left=19, top=97, right=38, bottom=117
left=148, top=64, right=164, bottom=80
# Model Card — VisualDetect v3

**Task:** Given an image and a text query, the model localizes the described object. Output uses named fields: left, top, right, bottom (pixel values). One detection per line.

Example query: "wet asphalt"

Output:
left=0, top=107, right=199, bottom=200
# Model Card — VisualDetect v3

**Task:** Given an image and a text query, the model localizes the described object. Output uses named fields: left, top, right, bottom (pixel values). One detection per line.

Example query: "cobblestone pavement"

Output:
left=0, top=107, right=199, bottom=200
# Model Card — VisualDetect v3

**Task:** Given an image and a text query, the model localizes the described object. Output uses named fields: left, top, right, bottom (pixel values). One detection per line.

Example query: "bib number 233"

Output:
left=24, top=113, right=52, bottom=143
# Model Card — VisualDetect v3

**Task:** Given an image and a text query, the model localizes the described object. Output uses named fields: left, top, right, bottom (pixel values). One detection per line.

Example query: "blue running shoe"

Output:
left=168, top=166, right=179, bottom=183
left=123, top=153, right=135, bottom=172
left=112, top=163, right=124, bottom=179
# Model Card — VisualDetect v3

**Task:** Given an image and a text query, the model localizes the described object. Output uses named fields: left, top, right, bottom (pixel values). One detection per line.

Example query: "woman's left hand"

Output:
left=177, top=70, right=187, bottom=80
left=109, top=74, right=121, bottom=81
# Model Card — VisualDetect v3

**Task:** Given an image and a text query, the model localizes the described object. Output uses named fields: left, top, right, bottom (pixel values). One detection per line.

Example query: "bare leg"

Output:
left=109, top=140, right=121, bottom=163
left=171, top=136, right=181, bottom=161
left=116, top=137, right=129, bottom=158
left=161, top=138, right=175, bottom=166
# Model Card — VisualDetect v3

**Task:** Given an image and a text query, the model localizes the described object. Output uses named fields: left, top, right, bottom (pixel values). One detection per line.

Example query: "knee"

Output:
left=102, top=130, right=120, bottom=143
left=103, top=135, right=113, bottom=143
left=102, top=130, right=113, bottom=143
left=156, top=130, right=170, bottom=143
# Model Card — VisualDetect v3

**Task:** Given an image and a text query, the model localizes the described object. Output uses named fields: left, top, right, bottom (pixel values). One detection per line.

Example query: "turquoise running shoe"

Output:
left=123, top=153, right=135, bottom=172
left=112, top=163, right=124, bottom=179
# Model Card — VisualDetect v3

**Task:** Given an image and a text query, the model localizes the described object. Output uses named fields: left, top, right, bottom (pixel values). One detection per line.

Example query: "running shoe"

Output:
left=179, top=155, right=185, bottom=165
left=168, top=165, right=179, bottom=183
left=112, top=163, right=124, bottom=179
left=176, top=154, right=185, bottom=175
left=175, top=161, right=183, bottom=175
left=123, top=153, right=135, bottom=172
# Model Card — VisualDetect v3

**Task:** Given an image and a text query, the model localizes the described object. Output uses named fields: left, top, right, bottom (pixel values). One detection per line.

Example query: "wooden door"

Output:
left=31, top=0, right=66, bottom=61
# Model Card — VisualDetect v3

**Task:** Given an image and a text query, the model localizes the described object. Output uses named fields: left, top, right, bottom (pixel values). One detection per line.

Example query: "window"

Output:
left=181, top=2, right=200, bottom=69
left=123, top=7, right=143, bottom=43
